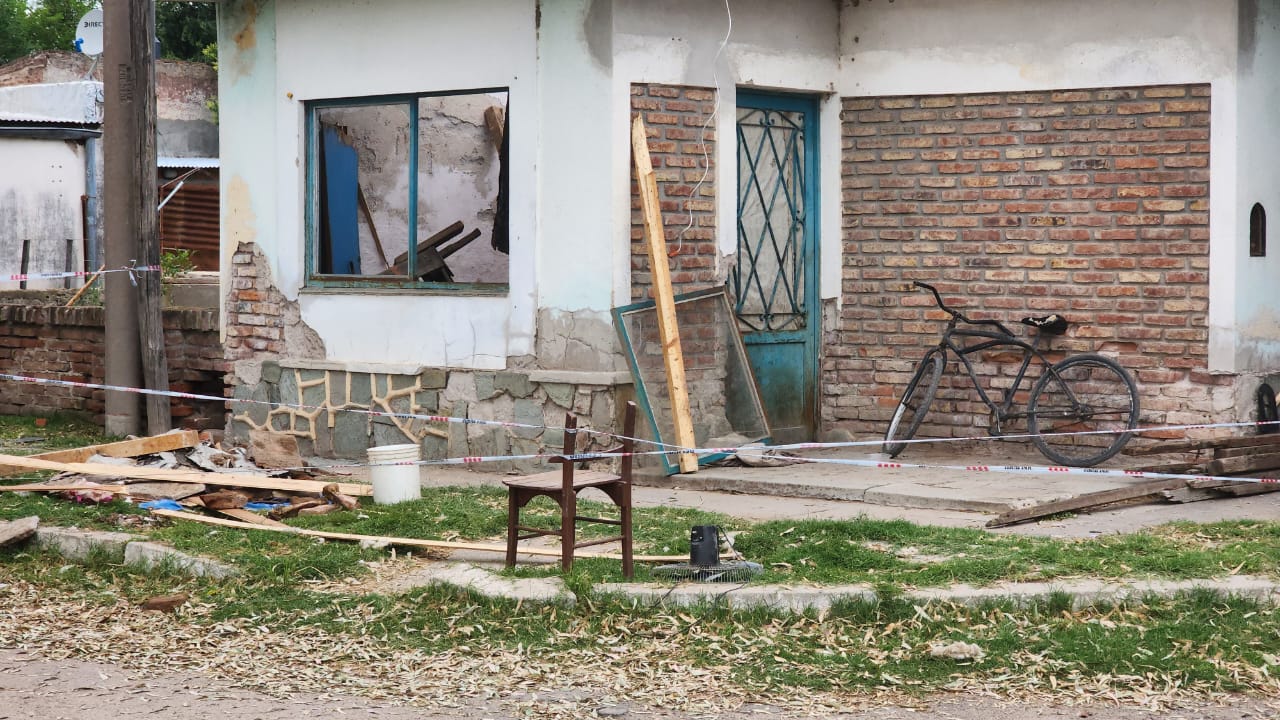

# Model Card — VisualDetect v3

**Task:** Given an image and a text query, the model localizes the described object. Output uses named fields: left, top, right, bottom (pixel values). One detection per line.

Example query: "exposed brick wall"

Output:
left=830, top=84, right=1213, bottom=438
left=630, top=83, right=718, bottom=301
left=0, top=304, right=227, bottom=428
left=225, top=242, right=287, bottom=360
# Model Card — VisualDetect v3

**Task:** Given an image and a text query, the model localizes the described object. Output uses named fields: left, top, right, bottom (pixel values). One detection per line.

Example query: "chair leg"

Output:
left=621, top=484, right=633, bottom=580
left=505, top=490, right=520, bottom=569
left=562, top=490, right=576, bottom=573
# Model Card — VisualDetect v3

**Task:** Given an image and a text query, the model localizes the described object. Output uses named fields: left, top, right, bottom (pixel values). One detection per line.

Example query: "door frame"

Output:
left=734, top=89, right=822, bottom=442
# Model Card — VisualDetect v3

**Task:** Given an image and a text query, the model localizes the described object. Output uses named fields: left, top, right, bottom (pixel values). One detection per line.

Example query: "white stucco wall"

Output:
left=219, top=0, right=535, bottom=370
left=838, top=0, right=1249, bottom=373
left=0, top=137, right=86, bottom=290
left=1233, top=0, right=1280, bottom=371
left=611, top=0, right=844, bottom=305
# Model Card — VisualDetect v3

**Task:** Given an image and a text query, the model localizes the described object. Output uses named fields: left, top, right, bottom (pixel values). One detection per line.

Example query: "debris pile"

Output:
left=986, top=433, right=1280, bottom=528
left=0, top=429, right=372, bottom=525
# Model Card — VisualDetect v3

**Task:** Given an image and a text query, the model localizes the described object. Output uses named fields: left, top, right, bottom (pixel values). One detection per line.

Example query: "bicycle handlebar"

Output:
left=912, top=281, right=1016, bottom=336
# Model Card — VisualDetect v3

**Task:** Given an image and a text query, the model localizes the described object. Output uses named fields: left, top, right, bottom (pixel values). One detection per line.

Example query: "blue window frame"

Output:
left=305, top=88, right=510, bottom=292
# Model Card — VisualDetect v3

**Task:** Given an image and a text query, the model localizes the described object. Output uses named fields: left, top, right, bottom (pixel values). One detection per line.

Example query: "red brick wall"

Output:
left=225, top=242, right=287, bottom=360
left=0, top=304, right=227, bottom=428
left=830, top=84, right=1213, bottom=438
left=630, top=83, right=718, bottom=301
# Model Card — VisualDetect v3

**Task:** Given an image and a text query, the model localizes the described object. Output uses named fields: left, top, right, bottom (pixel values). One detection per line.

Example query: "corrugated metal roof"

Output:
left=0, top=111, right=97, bottom=125
left=158, top=156, right=220, bottom=169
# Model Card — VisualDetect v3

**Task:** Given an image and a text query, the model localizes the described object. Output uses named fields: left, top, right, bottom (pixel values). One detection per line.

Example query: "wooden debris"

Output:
left=321, top=482, right=360, bottom=511
left=987, top=479, right=1188, bottom=528
left=0, top=453, right=373, bottom=496
left=140, top=592, right=189, bottom=613
left=1123, top=432, right=1280, bottom=456
left=120, top=481, right=207, bottom=501
left=214, top=508, right=290, bottom=528
left=297, top=504, right=340, bottom=516
left=0, top=516, right=38, bottom=547
left=248, top=430, right=305, bottom=471
left=201, top=490, right=251, bottom=510
left=1118, top=432, right=1280, bottom=505
left=150, top=509, right=701, bottom=563
left=0, top=429, right=201, bottom=477
left=268, top=499, right=327, bottom=519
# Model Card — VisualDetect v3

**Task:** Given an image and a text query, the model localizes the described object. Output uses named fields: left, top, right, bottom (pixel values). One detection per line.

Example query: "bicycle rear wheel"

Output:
left=883, top=351, right=944, bottom=457
left=1028, top=354, right=1139, bottom=467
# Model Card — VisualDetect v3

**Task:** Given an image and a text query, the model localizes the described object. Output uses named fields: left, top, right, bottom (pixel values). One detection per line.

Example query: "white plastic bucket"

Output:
left=366, top=443, right=422, bottom=504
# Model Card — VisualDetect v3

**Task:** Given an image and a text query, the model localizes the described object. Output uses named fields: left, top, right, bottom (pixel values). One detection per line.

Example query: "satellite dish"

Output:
left=74, top=8, right=104, bottom=56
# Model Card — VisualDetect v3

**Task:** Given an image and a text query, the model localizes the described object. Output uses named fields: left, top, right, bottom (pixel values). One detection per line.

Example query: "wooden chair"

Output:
left=504, top=401, right=636, bottom=578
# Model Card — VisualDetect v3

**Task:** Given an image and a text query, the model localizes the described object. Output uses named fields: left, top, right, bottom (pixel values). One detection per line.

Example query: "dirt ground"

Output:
left=2, top=647, right=1275, bottom=720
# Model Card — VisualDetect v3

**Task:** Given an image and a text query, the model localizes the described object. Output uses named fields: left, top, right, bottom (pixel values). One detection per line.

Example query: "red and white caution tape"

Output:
left=3, top=264, right=160, bottom=283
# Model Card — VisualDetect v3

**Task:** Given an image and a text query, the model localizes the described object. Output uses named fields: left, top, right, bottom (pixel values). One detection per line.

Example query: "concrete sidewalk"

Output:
left=398, top=436, right=1280, bottom=538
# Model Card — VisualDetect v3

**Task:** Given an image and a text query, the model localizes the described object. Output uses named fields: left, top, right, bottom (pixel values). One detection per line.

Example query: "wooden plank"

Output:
left=1129, top=461, right=1207, bottom=474
left=1205, top=452, right=1280, bottom=476
left=0, top=453, right=373, bottom=497
left=483, top=106, right=505, bottom=150
left=216, top=508, right=291, bottom=528
left=631, top=116, right=697, bottom=474
left=384, top=221, right=464, bottom=275
left=1213, top=481, right=1280, bottom=497
left=0, top=430, right=201, bottom=477
left=0, top=483, right=132, bottom=495
left=985, top=478, right=1188, bottom=528
left=65, top=265, right=106, bottom=306
left=1124, top=433, right=1280, bottom=456
left=151, top=509, right=699, bottom=563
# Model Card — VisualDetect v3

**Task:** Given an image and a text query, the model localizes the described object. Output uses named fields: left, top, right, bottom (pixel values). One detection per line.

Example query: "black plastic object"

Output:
left=1258, top=383, right=1277, bottom=434
left=689, top=525, right=720, bottom=567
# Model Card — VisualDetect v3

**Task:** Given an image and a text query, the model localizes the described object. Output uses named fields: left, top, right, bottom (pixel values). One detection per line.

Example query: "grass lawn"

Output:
left=2, top=414, right=1279, bottom=705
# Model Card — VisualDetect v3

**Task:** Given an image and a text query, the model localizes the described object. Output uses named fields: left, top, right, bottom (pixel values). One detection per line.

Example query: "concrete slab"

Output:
left=34, top=527, right=136, bottom=561
left=0, top=516, right=38, bottom=547
left=123, top=541, right=239, bottom=579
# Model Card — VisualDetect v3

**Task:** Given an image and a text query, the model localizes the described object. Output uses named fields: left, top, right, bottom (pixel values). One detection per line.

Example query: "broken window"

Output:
left=306, top=89, right=509, bottom=288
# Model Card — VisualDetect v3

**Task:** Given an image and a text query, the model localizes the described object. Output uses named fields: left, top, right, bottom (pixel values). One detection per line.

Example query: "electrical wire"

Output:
left=670, top=0, right=733, bottom=257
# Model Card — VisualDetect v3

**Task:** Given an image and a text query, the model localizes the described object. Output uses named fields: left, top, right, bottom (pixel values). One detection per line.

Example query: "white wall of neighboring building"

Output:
left=1234, top=0, right=1280, bottom=372
left=837, top=0, right=1248, bottom=373
left=0, top=137, right=86, bottom=289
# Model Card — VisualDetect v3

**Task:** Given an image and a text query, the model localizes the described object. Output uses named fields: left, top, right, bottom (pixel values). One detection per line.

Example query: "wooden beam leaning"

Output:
left=0, top=430, right=201, bottom=477
left=631, top=116, right=698, bottom=474
left=0, top=453, right=373, bottom=497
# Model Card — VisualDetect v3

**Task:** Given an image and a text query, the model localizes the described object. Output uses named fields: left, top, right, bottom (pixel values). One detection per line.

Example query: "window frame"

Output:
left=303, top=87, right=510, bottom=294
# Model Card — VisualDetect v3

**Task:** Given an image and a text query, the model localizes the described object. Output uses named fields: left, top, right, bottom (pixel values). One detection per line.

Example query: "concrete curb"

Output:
left=398, top=562, right=575, bottom=606
left=33, top=527, right=237, bottom=579
left=595, top=575, right=1280, bottom=613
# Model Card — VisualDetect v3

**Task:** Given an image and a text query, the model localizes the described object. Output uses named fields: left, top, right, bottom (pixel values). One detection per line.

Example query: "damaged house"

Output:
left=216, top=0, right=1280, bottom=465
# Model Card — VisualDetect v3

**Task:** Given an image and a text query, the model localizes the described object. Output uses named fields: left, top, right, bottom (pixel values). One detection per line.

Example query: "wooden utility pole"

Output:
left=103, top=0, right=170, bottom=436
left=631, top=116, right=698, bottom=474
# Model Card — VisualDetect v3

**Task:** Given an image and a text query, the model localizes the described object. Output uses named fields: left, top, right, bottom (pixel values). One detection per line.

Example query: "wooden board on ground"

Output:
left=1123, top=432, right=1280, bottom=457
left=119, top=481, right=206, bottom=500
left=1206, top=451, right=1280, bottom=476
left=151, top=509, right=705, bottom=563
left=0, top=430, right=201, bottom=477
left=248, top=430, right=305, bottom=470
left=986, top=478, right=1189, bottom=528
left=215, top=508, right=291, bottom=528
left=0, top=453, right=373, bottom=497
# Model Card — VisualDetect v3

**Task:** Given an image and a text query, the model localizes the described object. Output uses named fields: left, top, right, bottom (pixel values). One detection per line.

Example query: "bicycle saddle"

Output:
left=1020, top=314, right=1069, bottom=335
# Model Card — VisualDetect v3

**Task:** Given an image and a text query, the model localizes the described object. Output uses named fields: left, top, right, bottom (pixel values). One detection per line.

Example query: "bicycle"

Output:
left=883, top=281, right=1140, bottom=467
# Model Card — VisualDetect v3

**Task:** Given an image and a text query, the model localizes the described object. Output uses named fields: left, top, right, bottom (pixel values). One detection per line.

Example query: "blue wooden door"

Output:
left=734, top=92, right=820, bottom=444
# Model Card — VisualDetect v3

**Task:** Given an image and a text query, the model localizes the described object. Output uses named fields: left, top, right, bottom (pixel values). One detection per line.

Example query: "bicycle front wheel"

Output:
left=883, top=351, right=944, bottom=457
left=1028, top=354, right=1139, bottom=467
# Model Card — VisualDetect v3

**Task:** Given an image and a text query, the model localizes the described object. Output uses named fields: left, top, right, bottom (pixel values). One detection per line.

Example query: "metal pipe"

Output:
left=84, top=136, right=103, bottom=269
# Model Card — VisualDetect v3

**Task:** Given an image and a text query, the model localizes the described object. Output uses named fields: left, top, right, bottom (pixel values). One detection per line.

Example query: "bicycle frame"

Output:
left=930, top=317, right=1058, bottom=432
